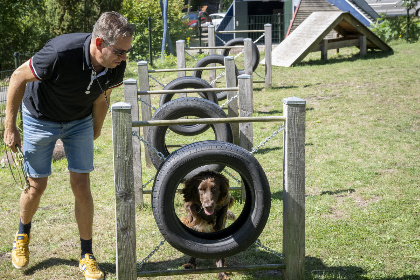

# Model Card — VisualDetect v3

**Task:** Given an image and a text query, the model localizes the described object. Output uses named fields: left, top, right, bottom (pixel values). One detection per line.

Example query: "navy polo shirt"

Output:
left=23, top=33, right=126, bottom=122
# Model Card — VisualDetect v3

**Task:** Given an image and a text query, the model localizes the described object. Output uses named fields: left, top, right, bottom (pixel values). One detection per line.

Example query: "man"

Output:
left=4, top=11, right=134, bottom=280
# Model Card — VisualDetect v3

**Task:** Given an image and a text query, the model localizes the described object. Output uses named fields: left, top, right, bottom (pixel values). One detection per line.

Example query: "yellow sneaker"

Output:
left=79, top=253, right=104, bottom=280
left=12, top=232, right=30, bottom=270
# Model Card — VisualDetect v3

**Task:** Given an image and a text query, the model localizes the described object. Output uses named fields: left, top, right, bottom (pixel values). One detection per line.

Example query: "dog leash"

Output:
left=4, top=143, right=30, bottom=192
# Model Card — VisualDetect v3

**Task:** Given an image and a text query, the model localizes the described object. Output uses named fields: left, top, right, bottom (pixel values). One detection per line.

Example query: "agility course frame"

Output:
left=112, top=88, right=306, bottom=279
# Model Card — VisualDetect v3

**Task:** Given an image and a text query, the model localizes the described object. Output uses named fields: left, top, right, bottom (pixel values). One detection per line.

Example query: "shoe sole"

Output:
left=12, top=262, right=28, bottom=270
left=79, top=268, right=104, bottom=280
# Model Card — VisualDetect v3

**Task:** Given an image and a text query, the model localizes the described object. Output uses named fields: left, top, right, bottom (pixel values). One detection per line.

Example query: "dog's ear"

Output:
left=182, top=176, right=200, bottom=202
left=217, top=173, right=230, bottom=203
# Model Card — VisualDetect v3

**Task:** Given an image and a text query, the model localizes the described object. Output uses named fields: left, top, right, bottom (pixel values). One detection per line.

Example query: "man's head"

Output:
left=92, top=11, right=135, bottom=45
left=91, top=12, right=135, bottom=69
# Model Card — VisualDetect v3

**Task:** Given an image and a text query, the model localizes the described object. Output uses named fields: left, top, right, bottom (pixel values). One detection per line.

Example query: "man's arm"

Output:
left=4, top=60, right=37, bottom=152
left=92, top=88, right=112, bottom=140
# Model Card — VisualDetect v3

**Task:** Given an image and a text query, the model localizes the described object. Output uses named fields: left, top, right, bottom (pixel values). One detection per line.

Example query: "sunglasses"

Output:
left=103, top=39, right=132, bottom=56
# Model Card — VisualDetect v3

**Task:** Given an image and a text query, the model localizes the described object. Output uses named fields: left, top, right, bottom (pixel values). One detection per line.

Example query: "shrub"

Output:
left=370, top=15, right=420, bottom=42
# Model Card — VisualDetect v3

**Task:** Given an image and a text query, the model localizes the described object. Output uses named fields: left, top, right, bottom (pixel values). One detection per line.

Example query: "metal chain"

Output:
left=254, top=71, right=265, bottom=80
left=219, top=93, right=238, bottom=109
left=215, top=34, right=227, bottom=45
left=142, top=176, right=154, bottom=189
left=185, top=51, right=198, bottom=61
left=210, top=71, right=226, bottom=86
left=148, top=74, right=166, bottom=88
left=4, top=144, right=30, bottom=191
left=255, top=239, right=284, bottom=259
left=222, top=169, right=242, bottom=184
left=251, top=125, right=285, bottom=154
left=254, top=33, right=265, bottom=44
left=132, top=131, right=167, bottom=160
left=138, top=97, right=157, bottom=111
left=137, top=240, right=166, bottom=270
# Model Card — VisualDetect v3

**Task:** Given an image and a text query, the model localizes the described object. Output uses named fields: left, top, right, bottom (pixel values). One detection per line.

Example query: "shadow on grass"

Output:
left=22, top=257, right=117, bottom=278
left=306, top=256, right=420, bottom=280
left=23, top=258, right=78, bottom=275
left=298, top=49, right=393, bottom=67
left=138, top=244, right=284, bottom=279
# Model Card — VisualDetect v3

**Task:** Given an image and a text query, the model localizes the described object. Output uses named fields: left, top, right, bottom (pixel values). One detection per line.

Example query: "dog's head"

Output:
left=182, top=171, right=230, bottom=216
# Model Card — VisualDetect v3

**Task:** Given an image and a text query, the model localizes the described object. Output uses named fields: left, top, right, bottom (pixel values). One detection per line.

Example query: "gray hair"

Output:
left=92, top=11, right=135, bottom=44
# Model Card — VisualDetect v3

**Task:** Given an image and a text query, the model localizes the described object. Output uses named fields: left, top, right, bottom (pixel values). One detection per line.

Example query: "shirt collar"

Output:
left=83, top=34, right=93, bottom=71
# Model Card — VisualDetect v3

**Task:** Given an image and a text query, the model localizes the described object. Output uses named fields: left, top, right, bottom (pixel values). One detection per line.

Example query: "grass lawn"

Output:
left=0, top=39, right=419, bottom=280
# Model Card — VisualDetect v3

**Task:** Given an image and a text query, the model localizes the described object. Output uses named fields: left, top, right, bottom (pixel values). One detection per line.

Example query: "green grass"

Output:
left=0, top=40, right=419, bottom=279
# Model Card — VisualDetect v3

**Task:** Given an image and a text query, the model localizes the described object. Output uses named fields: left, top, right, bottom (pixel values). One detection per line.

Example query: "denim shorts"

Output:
left=22, top=105, right=94, bottom=178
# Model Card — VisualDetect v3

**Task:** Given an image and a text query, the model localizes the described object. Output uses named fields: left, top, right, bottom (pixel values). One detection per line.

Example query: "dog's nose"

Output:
left=204, top=201, right=214, bottom=208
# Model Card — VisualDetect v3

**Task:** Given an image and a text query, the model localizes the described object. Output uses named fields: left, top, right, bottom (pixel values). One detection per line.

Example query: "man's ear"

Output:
left=95, top=37, right=104, bottom=50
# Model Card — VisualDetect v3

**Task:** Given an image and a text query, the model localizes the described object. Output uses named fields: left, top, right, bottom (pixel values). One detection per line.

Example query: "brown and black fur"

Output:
left=181, top=170, right=235, bottom=280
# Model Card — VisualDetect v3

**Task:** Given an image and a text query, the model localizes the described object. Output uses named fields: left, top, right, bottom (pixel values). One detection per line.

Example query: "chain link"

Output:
left=219, top=93, right=238, bottom=109
left=254, top=71, right=265, bottom=80
left=254, top=33, right=265, bottom=44
left=138, top=97, right=158, bottom=111
left=185, top=51, right=198, bottom=61
left=222, top=168, right=242, bottom=184
left=251, top=125, right=285, bottom=154
left=132, top=131, right=167, bottom=160
left=210, top=71, right=226, bottom=86
left=215, top=34, right=227, bottom=45
left=137, top=240, right=166, bottom=270
left=148, top=74, right=166, bottom=88
left=255, top=239, right=284, bottom=259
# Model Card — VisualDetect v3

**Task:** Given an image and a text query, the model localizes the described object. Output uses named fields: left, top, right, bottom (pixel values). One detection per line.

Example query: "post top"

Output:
left=111, top=102, right=132, bottom=110
left=238, top=74, right=252, bottom=79
left=283, top=96, right=306, bottom=105
left=124, top=78, right=137, bottom=84
left=176, top=40, right=185, bottom=43
left=137, top=61, right=148, bottom=66
left=244, top=38, right=252, bottom=42
left=264, top=23, right=272, bottom=27
left=224, top=56, right=234, bottom=61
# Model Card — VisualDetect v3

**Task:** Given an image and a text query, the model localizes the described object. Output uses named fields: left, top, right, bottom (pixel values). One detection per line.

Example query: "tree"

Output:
left=121, top=0, right=193, bottom=61
left=0, top=0, right=49, bottom=70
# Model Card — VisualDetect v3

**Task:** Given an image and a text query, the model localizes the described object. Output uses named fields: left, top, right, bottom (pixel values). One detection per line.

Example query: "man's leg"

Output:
left=12, top=177, right=48, bottom=270
left=70, top=171, right=93, bottom=241
left=20, top=177, right=49, bottom=224
left=70, top=171, right=104, bottom=280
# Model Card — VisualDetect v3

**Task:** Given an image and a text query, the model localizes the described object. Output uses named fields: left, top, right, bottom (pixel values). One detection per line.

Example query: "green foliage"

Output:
left=121, top=0, right=194, bottom=61
left=370, top=15, right=420, bottom=42
left=45, top=0, right=124, bottom=37
left=0, top=0, right=49, bottom=70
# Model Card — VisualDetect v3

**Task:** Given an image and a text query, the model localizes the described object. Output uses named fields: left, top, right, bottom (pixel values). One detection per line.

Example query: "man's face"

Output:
left=98, top=36, right=133, bottom=68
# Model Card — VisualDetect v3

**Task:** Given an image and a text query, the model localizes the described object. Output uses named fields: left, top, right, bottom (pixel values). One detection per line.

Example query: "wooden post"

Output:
left=238, top=74, right=253, bottom=201
left=225, top=56, right=239, bottom=145
left=244, top=38, right=253, bottom=78
left=176, top=40, right=186, bottom=78
left=137, top=61, right=152, bottom=166
left=112, top=102, right=137, bottom=280
left=282, top=97, right=306, bottom=280
left=264, top=24, right=272, bottom=88
left=321, top=39, right=328, bottom=61
left=238, top=74, right=253, bottom=151
left=123, top=79, right=143, bottom=207
left=208, top=25, right=216, bottom=82
left=359, top=35, right=367, bottom=56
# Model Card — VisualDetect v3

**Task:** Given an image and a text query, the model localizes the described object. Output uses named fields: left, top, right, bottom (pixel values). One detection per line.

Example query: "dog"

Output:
left=181, top=170, right=235, bottom=280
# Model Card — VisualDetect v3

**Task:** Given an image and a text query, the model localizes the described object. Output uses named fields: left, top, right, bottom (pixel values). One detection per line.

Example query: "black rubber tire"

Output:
left=159, top=76, right=219, bottom=135
left=159, top=76, right=218, bottom=107
left=221, top=37, right=260, bottom=75
left=192, top=54, right=239, bottom=101
left=152, top=140, right=271, bottom=259
left=146, top=98, right=233, bottom=169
